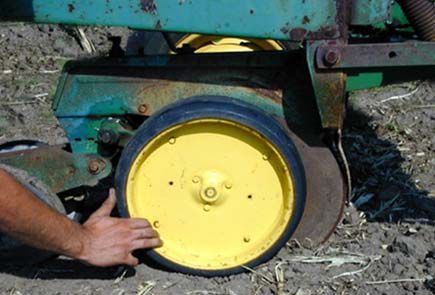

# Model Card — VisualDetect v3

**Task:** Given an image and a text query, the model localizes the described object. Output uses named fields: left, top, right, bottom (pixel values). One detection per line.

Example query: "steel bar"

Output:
left=317, top=42, right=435, bottom=69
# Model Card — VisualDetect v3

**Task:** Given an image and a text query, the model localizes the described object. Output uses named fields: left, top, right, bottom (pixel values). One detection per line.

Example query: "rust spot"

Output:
left=68, top=167, right=76, bottom=176
left=280, top=23, right=290, bottom=35
left=140, top=0, right=157, bottom=13
left=155, top=20, right=162, bottom=30
left=88, top=159, right=101, bottom=174
left=68, top=3, right=75, bottom=12
left=289, top=28, right=308, bottom=41
left=138, top=103, right=149, bottom=114
left=321, top=25, right=337, bottom=38
left=302, top=16, right=310, bottom=24
left=253, top=88, right=283, bottom=104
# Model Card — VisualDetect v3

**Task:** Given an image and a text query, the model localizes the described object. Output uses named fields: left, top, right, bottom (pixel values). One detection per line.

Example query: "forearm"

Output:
left=0, top=168, right=161, bottom=267
left=0, top=169, right=84, bottom=258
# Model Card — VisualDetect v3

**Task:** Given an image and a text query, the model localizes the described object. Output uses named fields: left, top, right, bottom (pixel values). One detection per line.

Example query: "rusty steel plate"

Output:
left=285, top=128, right=346, bottom=246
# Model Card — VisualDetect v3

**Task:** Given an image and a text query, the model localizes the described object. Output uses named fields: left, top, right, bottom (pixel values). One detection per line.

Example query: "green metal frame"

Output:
left=0, top=0, right=344, bottom=40
left=0, top=146, right=111, bottom=193
left=53, top=51, right=320, bottom=153
left=1, top=0, right=434, bottom=193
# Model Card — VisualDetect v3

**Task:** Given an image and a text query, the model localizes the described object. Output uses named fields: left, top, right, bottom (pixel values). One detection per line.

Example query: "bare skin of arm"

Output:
left=0, top=168, right=162, bottom=267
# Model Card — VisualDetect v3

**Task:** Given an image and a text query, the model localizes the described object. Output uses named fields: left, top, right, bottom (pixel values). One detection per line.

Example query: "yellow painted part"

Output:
left=176, top=34, right=284, bottom=53
left=126, top=119, right=295, bottom=270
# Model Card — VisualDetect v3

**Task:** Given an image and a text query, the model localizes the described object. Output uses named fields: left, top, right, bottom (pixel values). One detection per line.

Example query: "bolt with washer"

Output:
left=323, top=49, right=341, bottom=67
left=88, top=160, right=101, bottom=174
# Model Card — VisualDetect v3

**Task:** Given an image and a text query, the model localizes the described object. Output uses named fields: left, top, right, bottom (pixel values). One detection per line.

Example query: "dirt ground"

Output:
left=0, top=24, right=434, bottom=295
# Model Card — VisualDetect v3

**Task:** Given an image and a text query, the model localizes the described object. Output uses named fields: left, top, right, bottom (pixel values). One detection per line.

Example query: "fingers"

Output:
left=130, top=238, right=163, bottom=251
left=92, top=188, right=117, bottom=217
left=128, top=218, right=151, bottom=229
left=131, top=228, right=159, bottom=240
left=125, top=254, right=139, bottom=266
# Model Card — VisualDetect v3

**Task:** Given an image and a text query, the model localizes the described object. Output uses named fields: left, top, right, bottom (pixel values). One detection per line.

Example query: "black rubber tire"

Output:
left=0, top=164, right=66, bottom=265
left=116, top=96, right=306, bottom=276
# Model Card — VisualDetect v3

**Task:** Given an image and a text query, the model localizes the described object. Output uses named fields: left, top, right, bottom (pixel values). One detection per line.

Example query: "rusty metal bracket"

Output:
left=307, top=41, right=347, bottom=130
left=0, top=146, right=112, bottom=193
left=316, top=42, right=435, bottom=69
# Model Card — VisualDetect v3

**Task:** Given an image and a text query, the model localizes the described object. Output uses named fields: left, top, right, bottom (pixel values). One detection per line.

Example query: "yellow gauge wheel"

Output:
left=175, top=34, right=284, bottom=53
left=116, top=96, right=305, bottom=276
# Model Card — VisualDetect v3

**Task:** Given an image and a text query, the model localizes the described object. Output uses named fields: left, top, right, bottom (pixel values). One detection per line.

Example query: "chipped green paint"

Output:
left=351, top=0, right=392, bottom=25
left=53, top=52, right=324, bottom=154
left=0, top=0, right=341, bottom=40
left=0, top=146, right=111, bottom=193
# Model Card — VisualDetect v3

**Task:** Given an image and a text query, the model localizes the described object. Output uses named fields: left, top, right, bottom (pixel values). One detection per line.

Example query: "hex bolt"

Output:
left=323, top=49, right=340, bottom=67
left=88, top=159, right=101, bottom=174
left=138, top=104, right=148, bottom=114
left=99, top=131, right=112, bottom=144
left=98, top=129, right=118, bottom=145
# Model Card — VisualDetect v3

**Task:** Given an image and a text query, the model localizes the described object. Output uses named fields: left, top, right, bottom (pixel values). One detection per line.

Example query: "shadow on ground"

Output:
left=344, top=101, right=434, bottom=224
left=0, top=259, right=136, bottom=280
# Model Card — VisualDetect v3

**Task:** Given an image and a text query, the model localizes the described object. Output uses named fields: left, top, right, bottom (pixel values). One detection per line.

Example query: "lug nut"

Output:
left=203, top=204, right=211, bottom=212
left=192, top=176, right=200, bottom=183
left=225, top=182, right=232, bottom=189
left=168, top=137, right=176, bottom=144
left=153, top=221, right=160, bottom=228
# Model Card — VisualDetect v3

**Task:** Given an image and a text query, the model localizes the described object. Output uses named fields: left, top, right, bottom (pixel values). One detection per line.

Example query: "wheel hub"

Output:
left=193, top=170, right=228, bottom=205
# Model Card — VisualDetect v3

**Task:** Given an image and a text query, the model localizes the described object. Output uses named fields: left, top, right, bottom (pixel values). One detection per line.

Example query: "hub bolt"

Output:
left=205, top=187, right=217, bottom=198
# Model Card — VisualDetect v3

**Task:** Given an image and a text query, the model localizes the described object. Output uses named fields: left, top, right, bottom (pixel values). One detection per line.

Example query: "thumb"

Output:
left=125, top=254, right=139, bottom=266
left=92, top=188, right=117, bottom=217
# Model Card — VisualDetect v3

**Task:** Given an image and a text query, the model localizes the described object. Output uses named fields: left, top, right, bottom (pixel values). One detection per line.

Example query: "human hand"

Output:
left=75, top=189, right=162, bottom=267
